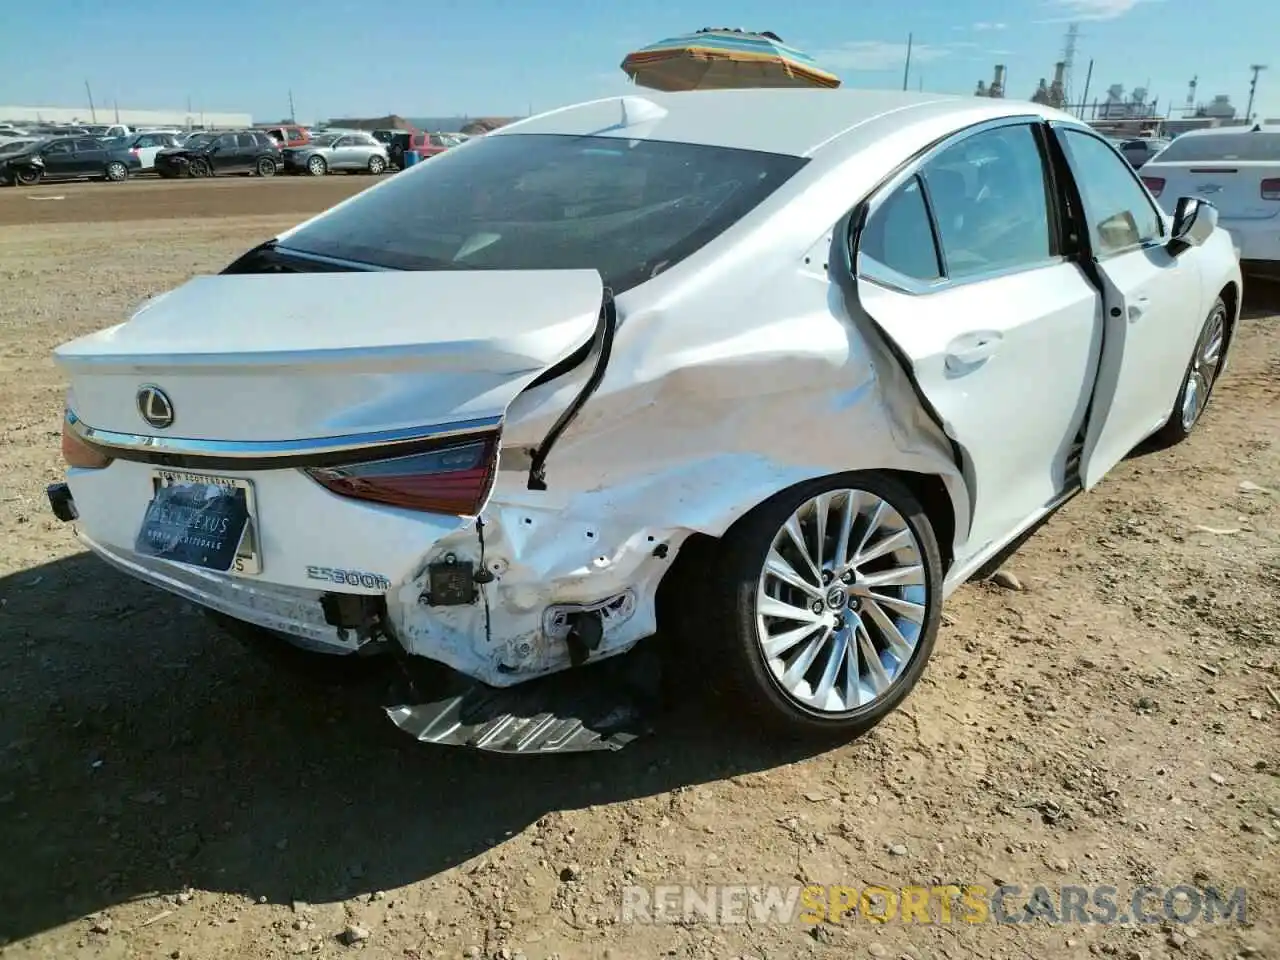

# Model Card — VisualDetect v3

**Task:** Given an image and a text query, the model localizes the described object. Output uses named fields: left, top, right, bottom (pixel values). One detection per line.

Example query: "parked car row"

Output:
left=0, top=124, right=467, bottom=185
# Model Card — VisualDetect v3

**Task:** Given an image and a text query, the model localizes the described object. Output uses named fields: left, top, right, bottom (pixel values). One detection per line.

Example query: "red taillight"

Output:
left=305, top=434, right=499, bottom=516
left=61, top=418, right=112, bottom=469
left=1141, top=176, right=1165, bottom=197
left=1261, top=178, right=1280, bottom=201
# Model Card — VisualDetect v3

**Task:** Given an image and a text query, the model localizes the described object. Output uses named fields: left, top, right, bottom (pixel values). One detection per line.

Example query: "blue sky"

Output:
left=1, top=0, right=1274, bottom=123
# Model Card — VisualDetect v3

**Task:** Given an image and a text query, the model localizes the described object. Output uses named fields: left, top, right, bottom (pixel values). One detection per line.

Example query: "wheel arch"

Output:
left=653, top=466, right=958, bottom=639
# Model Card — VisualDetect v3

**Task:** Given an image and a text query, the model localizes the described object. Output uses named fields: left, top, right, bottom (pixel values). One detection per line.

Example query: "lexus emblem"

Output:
left=136, top=385, right=175, bottom=429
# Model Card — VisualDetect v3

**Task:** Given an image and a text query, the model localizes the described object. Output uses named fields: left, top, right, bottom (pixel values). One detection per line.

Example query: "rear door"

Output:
left=854, top=118, right=1104, bottom=559
left=72, top=138, right=107, bottom=175
left=1051, top=124, right=1205, bottom=488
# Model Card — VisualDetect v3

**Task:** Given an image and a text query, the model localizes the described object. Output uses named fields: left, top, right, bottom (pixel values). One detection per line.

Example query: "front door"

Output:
left=1052, top=125, right=1206, bottom=489
left=39, top=140, right=76, bottom=178
left=854, top=120, right=1103, bottom=561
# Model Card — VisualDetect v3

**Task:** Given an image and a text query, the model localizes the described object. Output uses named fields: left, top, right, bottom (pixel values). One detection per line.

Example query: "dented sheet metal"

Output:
left=385, top=642, right=662, bottom=753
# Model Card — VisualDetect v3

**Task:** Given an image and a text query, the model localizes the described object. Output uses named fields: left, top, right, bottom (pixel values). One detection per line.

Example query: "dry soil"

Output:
left=0, top=176, right=1277, bottom=960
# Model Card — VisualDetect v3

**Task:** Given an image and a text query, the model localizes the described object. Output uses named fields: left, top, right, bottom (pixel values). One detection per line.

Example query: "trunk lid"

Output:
left=1142, top=160, right=1280, bottom=221
left=55, top=270, right=603, bottom=442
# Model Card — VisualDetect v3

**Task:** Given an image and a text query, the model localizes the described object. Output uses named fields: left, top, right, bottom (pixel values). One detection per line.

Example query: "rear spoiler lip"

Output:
left=65, top=409, right=502, bottom=472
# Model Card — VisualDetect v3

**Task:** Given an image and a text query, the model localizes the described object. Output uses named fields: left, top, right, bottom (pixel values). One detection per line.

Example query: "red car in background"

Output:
left=260, top=125, right=311, bottom=148
left=372, top=130, right=461, bottom=169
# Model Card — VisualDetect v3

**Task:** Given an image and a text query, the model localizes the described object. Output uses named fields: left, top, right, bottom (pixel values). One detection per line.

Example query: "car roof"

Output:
left=492, top=89, right=1079, bottom=158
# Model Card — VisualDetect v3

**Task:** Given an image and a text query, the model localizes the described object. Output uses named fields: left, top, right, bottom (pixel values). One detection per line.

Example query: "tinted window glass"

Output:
left=236, top=134, right=256, bottom=148
left=43, top=141, right=72, bottom=155
left=1153, top=132, right=1280, bottom=162
left=859, top=176, right=941, bottom=282
left=73, top=138, right=102, bottom=152
left=216, top=134, right=237, bottom=149
left=1058, top=128, right=1163, bottom=255
left=280, top=134, right=806, bottom=293
left=920, top=123, right=1054, bottom=278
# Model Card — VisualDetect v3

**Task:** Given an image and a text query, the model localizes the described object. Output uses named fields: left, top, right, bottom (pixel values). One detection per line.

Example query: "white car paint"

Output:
left=1141, top=125, right=1280, bottom=269
left=52, top=90, right=1242, bottom=705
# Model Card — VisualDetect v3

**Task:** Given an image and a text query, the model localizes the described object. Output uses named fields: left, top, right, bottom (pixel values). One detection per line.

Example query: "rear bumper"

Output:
left=1220, top=218, right=1280, bottom=265
left=79, top=527, right=361, bottom=655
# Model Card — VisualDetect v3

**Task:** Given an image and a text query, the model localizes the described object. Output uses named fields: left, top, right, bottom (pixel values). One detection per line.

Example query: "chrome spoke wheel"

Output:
left=755, top=488, right=928, bottom=714
left=1180, top=305, right=1226, bottom=431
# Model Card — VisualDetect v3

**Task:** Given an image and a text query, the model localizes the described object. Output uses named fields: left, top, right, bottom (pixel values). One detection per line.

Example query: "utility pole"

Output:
left=902, top=33, right=913, bottom=91
left=84, top=80, right=97, bottom=122
left=1245, top=64, right=1267, bottom=123
left=288, top=89, right=296, bottom=123
left=1078, top=58, right=1094, bottom=119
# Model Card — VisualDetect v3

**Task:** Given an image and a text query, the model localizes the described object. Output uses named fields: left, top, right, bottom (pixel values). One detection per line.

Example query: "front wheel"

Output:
left=187, top=158, right=211, bottom=178
left=368, top=155, right=386, bottom=175
left=12, top=166, right=42, bottom=186
left=256, top=157, right=276, bottom=177
left=104, top=161, right=129, bottom=182
left=1153, top=296, right=1228, bottom=446
left=701, top=472, right=943, bottom=741
left=307, top=155, right=327, bottom=176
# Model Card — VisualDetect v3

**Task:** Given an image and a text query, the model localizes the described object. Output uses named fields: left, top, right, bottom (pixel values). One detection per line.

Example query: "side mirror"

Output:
left=1169, top=196, right=1218, bottom=253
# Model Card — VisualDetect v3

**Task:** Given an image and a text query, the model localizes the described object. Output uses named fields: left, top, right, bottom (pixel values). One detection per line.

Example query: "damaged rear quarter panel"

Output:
left=393, top=111, right=996, bottom=685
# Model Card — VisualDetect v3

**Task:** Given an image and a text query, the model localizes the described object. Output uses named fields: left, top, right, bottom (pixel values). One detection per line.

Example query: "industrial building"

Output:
left=0, top=105, right=253, bottom=129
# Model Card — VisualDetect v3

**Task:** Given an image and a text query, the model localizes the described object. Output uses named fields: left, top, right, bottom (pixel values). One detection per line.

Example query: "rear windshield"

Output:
left=279, top=133, right=807, bottom=293
left=1153, top=132, right=1280, bottom=163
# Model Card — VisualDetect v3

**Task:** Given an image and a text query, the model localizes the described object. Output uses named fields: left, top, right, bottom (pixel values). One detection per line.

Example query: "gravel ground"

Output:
left=0, top=184, right=1277, bottom=960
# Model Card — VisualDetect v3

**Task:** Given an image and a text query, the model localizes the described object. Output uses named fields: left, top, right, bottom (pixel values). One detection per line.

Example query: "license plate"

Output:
left=135, top=470, right=261, bottom=575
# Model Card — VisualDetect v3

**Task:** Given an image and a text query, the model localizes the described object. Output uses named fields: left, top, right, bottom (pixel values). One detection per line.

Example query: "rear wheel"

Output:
left=1153, top=296, right=1228, bottom=446
left=104, top=161, right=129, bottom=182
left=368, top=154, right=386, bottom=175
left=256, top=157, right=276, bottom=177
left=702, top=472, right=943, bottom=741
left=307, top=155, right=327, bottom=176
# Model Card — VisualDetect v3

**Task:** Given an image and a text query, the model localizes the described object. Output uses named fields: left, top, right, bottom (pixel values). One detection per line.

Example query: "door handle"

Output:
left=1127, top=296, right=1151, bottom=322
left=944, top=332, right=1002, bottom=372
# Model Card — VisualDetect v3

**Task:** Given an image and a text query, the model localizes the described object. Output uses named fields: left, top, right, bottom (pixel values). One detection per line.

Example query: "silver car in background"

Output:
left=282, top=132, right=389, bottom=176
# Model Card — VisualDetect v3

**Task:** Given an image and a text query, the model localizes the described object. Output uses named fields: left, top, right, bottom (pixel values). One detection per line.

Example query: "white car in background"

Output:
left=48, top=90, right=1241, bottom=753
left=1140, top=124, right=1280, bottom=278
left=116, top=131, right=184, bottom=171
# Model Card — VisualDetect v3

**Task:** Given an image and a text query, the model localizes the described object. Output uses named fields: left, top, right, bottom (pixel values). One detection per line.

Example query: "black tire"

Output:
left=104, top=161, right=129, bottom=182
left=187, top=158, right=211, bottom=178
left=700, top=471, right=943, bottom=742
left=12, top=166, right=42, bottom=186
left=204, top=609, right=391, bottom=687
left=307, top=155, right=327, bottom=176
left=368, top=154, right=387, bottom=175
left=1152, top=296, right=1229, bottom=446
left=256, top=157, right=276, bottom=177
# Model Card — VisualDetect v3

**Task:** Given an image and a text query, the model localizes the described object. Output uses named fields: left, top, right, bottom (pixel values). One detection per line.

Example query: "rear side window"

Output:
left=280, top=133, right=807, bottom=294
left=1153, top=132, right=1280, bottom=163
left=1058, top=128, right=1163, bottom=255
left=859, top=177, right=941, bottom=282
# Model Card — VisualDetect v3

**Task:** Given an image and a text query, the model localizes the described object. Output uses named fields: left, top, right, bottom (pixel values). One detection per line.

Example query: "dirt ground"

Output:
left=0, top=180, right=1277, bottom=960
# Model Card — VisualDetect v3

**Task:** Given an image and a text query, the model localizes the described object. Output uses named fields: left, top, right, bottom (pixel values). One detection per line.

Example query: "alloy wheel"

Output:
left=755, top=488, right=928, bottom=714
left=1180, top=304, right=1226, bottom=431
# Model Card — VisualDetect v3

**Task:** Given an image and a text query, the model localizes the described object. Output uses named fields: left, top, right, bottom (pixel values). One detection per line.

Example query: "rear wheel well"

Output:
left=653, top=468, right=957, bottom=639
left=1219, top=281, right=1239, bottom=344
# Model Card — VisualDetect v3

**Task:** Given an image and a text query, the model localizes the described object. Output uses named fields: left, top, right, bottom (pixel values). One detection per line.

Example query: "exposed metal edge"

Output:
left=66, top=410, right=503, bottom=470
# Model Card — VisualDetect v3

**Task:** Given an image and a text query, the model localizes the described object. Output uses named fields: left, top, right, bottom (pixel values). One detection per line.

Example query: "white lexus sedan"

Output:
left=48, top=90, right=1241, bottom=752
